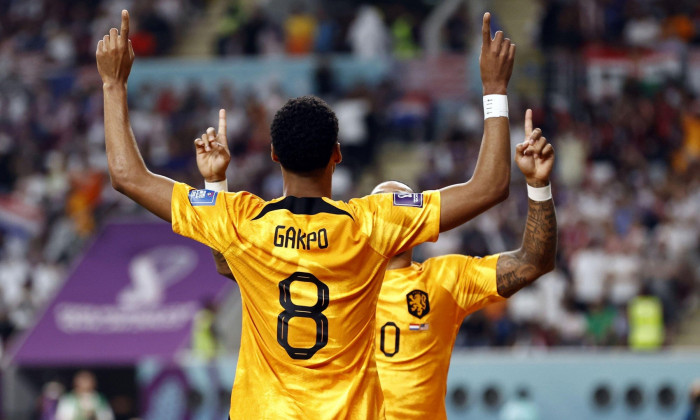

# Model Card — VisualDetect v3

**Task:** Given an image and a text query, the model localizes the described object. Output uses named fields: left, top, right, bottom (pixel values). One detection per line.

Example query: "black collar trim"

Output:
left=252, top=196, right=353, bottom=221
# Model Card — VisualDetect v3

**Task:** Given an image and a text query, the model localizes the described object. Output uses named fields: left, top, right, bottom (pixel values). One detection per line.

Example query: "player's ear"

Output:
left=332, top=142, right=342, bottom=164
left=270, top=145, right=280, bottom=163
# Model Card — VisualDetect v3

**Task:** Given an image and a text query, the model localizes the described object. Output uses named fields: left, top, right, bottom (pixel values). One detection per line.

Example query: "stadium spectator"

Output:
left=215, top=4, right=245, bottom=56
left=347, top=6, right=390, bottom=59
left=570, top=238, right=608, bottom=308
left=314, top=8, right=340, bottom=54
left=552, top=296, right=587, bottom=346
left=680, top=95, right=700, bottom=170
left=40, top=381, right=65, bottom=420
left=190, top=299, right=221, bottom=361
left=444, top=5, right=470, bottom=53
left=623, top=6, right=662, bottom=48
left=333, top=87, right=372, bottom=174
left=627, top=285, right=665, bottom=350
left=390, top=11, right=420, bottom=59
left=585, top=298, right=620, bottom=346
left=55, top=370, right=114, bottom=420
left=284, top=4, right=317, bottom=55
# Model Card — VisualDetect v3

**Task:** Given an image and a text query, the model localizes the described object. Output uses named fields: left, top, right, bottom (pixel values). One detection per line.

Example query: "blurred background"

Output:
left=0, top=0, right=699, bottom=419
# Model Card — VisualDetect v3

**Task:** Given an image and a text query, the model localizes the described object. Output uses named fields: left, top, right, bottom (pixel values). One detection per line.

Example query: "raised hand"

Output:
left=515, top=109, right=554, bottom=187
left=195, top=109, right=231, bottom=183
left=479, top=12, right=516, bottom=95
left=96, top=10, right=134, bottom=86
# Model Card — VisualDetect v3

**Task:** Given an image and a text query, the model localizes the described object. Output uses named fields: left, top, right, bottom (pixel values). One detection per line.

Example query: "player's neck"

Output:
left=281, top=168, right=333, bottom=198
left=387, top=250, right=413, bottom=270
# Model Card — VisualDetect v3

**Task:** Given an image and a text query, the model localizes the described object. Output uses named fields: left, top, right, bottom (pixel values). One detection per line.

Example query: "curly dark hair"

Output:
left=270, top=96, right=339, bottom=173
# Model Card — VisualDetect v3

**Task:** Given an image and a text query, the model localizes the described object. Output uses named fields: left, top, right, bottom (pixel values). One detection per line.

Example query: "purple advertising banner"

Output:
left=9, top=222, right=231, bottom=366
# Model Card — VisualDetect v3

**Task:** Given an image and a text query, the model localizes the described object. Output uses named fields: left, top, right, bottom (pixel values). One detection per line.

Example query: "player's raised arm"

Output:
left=96, top=10, right=175, bottom=222
left=439, top=12, right=516, bottom=232
left=191, top=110, right=238, bottom=282
left=495, top=118, right=557, bottom=297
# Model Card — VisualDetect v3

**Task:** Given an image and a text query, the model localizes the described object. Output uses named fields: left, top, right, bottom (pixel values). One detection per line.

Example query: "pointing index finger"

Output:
left=121, top=10, right=130, bottom=38
left=218, top=109, right=227, bottom=136
left=524, top=109, right=533, bottom=138
left=218, top=109, right=229, bottom=152
left=482, top=13, right=491, bottom=46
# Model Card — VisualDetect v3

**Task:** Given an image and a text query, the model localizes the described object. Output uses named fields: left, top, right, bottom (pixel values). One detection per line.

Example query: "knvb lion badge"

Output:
left=406, top=289, right=430, bottom=319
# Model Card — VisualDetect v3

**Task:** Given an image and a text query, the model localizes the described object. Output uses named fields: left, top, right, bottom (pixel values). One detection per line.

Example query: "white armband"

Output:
left=527, top=183, right=552, bottom=201
left=483, top=95, right=508, bottom=119
left=205, top=179, right=228, bottom=192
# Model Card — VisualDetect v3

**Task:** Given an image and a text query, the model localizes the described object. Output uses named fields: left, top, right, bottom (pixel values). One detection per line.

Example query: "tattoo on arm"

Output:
left=496, top=198, right=557, bottom=297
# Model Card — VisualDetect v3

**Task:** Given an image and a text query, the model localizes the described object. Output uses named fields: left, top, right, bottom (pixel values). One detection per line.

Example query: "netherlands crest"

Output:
left=406, top=289, right=430, bottom=319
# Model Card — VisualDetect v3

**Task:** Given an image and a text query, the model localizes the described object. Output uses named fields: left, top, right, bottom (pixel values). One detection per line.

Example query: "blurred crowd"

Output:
left=539, top=0, right=700, bottom=50
left=0, top=0, right=204, bottom=356
left=0, top=0, right=205, bottom=68
left=216, top=0, right=700, bottom=58
left=0, top=0, right=699, bottom=360
left=215, top=1, right=468, bottom=57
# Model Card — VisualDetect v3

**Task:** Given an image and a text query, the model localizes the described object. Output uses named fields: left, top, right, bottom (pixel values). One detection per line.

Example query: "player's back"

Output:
left=227, top=194, right=388, bottom=419
left=374, top=254, right=504, bottom=420
left=170, top=184, right=441, bottom=419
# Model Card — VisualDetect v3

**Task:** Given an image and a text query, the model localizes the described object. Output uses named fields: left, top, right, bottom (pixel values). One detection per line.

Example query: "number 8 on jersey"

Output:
left=277, top=272, right=330, bottom=359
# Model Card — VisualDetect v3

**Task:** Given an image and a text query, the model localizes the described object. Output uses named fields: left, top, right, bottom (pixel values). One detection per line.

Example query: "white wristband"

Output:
left=527, top=183, right=552, bottom=201
left=205, top=179, right=228, bottom=192
left=483, top=95, right=508, bottom=119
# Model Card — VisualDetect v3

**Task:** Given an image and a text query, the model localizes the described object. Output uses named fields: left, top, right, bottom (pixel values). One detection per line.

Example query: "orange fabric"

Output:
left=171, top=183, right=441, bottom=419
left=375, top=255, right=503, bottom=420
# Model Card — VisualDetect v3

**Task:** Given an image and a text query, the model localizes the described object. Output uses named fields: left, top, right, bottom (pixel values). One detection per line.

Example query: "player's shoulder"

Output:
left=421, top=254, right=481, bottom=280
left=221, top=190, right=265, bottom=205
left=346, top=193, right=384, bottom=210
left=425, top=254, right=500, bottom=282
left=423, top=254, right=473, bottom=268
left=346, top=191, right=431, bottom=214
left=340, top=194, right=377, bottom=223
left=219, top=190, right=267, bottom=219
left=176, top=183, right=263, bottom=206
left=225, top=190, right=265, bottom=203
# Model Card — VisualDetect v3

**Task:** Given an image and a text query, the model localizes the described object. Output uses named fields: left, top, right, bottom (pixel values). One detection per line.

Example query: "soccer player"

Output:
left=210, top=113, right=557, bottom=420
left=369, top=120, right=556, bottom=420
left=96, top=10, right=515, bottom=419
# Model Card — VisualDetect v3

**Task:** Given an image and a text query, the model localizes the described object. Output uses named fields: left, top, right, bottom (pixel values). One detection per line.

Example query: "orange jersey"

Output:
left=171, top=183, right=441, bottom=419
left=374, top=254, right=504, bottom=420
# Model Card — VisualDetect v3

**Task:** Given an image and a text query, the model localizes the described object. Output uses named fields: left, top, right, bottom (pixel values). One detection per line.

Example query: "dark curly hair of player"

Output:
left=270, top=96, right=339, bottom=173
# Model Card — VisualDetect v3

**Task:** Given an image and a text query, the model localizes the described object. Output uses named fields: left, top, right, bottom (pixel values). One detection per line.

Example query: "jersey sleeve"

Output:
left=439, top=254, right=505, bottom=315
left=171, top=182, right=255, bottom=252
left=350, top=191, right=441, bottom=257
